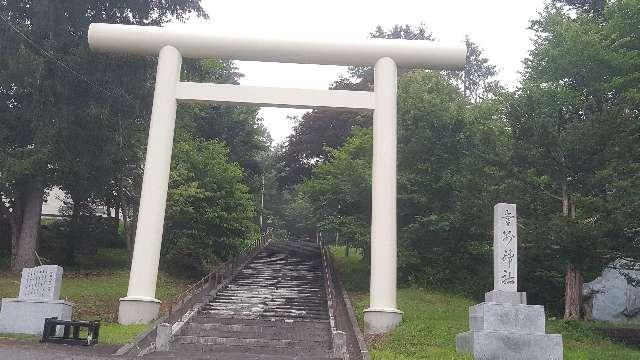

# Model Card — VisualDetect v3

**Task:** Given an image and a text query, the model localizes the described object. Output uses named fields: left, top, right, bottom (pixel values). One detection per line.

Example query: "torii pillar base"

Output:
left=364, top=308, right=403, bottom=334
left=118, top=296, right=161, bottom=325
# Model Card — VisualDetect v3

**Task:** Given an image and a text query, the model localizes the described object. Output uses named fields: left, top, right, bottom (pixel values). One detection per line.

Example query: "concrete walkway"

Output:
left=0, top=340, right=123, bottom=359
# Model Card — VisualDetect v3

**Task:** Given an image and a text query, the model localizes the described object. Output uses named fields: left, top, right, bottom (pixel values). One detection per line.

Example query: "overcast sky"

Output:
left=175, top=0, right=547, bottom=144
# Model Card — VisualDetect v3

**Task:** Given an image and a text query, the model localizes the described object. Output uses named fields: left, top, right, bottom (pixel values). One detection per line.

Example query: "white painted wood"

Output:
left=88, top=23, right=466, bottom=69
left=368, top=57, right=399, bottom=311
left=120, top=46, right=182, bottom=322
left=175, top=83, right=375, bottom=110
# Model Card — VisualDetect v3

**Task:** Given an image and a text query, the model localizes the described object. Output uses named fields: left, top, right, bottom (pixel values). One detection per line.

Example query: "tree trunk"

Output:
left=65, top=198, right=81, bottom=266
left=13, top=180, right=43, bottom=271
left=114, top=204, right=121, bottom=232
left=564, top=262, right=583, bottom=320
left=570, top=201, right=576, bottom=219
left=345, top=238, right=350, bottom=257
left=3, top=195, right=24, bottom=270
left=9, top=207, right=22, bottom=270
left=561, top=180, right=569, bottom=217
left=122, top=204, right=133, bottom=263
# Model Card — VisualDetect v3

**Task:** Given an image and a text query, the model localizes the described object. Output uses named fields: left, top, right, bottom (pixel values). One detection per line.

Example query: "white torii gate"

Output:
left=88, top=23, right=465, bottom=333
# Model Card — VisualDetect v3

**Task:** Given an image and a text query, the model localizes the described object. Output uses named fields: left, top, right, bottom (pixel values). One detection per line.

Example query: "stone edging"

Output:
left=332, top=255, right=370, bottom=360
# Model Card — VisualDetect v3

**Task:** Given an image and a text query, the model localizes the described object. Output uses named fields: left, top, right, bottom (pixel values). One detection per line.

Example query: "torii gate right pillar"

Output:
left=364, top=56, right=403, bottom=333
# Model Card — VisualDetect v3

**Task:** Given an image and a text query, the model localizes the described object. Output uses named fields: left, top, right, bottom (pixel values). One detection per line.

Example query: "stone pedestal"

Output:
left=485, top=290, right=527, bottom=305
left=0, top=298, right=73, bottom=335
left=0, top=265, right=74, bottom=335
left=457, top=329, right=563, bottom=360
left=456, top=296, right=563, bottom=360
left=118, top=296, right=161, bottom=325
left=363, top=308, right=403, bottom=334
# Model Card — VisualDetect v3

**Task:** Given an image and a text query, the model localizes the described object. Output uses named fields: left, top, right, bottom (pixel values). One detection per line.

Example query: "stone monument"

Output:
left=583, top=259, right=640, bottom=324
left=456, top=203, right=563, bottom=360
left=0, top=265, right=73, bottom=335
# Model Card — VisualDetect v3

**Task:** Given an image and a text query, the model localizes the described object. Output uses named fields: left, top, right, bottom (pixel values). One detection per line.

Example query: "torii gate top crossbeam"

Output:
left=88, top=23, right=466, bottom=70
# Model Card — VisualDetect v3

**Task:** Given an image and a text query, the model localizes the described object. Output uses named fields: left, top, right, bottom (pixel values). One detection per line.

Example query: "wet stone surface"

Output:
left=201, top=241, right=328, bottom=321
left=147, top=240, right=338, bottom=359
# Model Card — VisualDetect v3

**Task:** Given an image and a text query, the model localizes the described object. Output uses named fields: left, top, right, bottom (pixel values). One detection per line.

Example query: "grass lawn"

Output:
left=0, top=248, right=190, bottom=345
left=331, top=246, right=640, bottom=360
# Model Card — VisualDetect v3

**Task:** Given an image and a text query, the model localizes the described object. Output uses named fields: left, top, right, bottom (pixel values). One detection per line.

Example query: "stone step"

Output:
left=182, top=322, right=330, bottom=340
left=212, top=293, right=325, bottom=299
left=231, top=278, right=324, bottom=282
left=214, top=288, right=326, bottom=303
left=172, top=341, right=332, bottom=356
left=200, top=308, right=328, bottom=315
left=201, top=308, right=328, bottom=317
left=191, top=316, right=330, bottom=327
left=197, top=312, right=329, bottom=321
left=203, top=303, right=327, bottom=311
left=144, top=351, right=338, bottom=360
left=219, top=282, right=323, bottom=286
left=206, top=301, right=326, bottom=307
left=214, top=291, right=324, bottom=296
left=174, top=335, right=329, bottom=349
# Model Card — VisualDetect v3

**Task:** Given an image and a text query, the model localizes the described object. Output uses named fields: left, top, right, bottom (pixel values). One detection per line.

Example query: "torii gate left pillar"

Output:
left=88, top=23, right=465, bottom=332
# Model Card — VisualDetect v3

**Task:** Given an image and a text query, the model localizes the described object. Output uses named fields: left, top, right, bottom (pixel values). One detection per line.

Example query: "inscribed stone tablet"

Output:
left=18, top=265, right=63, bottom=301
left=493, top=203, right=517, bottom=292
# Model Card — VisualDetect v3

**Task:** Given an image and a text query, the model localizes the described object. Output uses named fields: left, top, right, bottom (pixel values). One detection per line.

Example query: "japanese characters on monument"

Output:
left=493, top=203, right=517, bottom=292
left=18, top=265, right=64, bottom=301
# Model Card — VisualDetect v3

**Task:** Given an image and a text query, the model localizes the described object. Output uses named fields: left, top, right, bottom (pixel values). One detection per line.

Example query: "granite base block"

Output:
left=118, top=297, right=161, bottom=325
left=485, top=290, right=527, bottom=305
left=456, top=330, right=563, bottom=360
left=0, top=298, right=73, bottom=335
left=470, top=302, right=545, bottom=333
left=363, top=308, right=403, bottom=334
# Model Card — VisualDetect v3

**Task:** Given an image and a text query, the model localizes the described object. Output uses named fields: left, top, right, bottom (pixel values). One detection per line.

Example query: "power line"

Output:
left=0, top=13, right=137, bottom=107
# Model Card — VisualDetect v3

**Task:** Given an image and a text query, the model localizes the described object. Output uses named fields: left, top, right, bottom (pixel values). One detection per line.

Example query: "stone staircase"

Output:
left=145, top=240, right=340, bottom=359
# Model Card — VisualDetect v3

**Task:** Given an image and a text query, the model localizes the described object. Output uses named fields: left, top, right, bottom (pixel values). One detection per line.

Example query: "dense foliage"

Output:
left=0, top=1, right=267, bottom=275
left=289, top=70, right=506, bottom=296
left=162, top=137, right=258, bottom=276
left=0, top=0, right=206, bottom=269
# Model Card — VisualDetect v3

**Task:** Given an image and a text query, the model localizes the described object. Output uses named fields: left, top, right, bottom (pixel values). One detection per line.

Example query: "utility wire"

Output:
left=0, top=13, right=137, bottom=107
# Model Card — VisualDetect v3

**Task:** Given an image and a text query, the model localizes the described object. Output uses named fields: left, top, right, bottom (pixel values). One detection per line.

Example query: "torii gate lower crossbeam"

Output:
left=88, top=23, right=466, bottom=334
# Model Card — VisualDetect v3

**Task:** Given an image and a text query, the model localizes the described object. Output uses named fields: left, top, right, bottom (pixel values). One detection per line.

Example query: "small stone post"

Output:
left=155, top=323, right=172, bottom=351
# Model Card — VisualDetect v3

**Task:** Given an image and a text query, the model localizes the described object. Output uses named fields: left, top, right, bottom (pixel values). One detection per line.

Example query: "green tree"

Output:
left=289, top=129, right=373, bottom=252
left=508, top=0, right=640, bottom=318
left=162, top=136, right=258, bottom=276
left=180, top=58, right=269, bottom=176
left=290, top=70, right=509, bottom=295
left=0, top=0, right=206, bottom=270
left=446, top=37, right=504, bottom=103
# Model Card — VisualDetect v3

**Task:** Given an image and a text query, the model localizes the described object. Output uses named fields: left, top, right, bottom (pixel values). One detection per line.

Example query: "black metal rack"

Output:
left=41, top=317, right=100, bottom=346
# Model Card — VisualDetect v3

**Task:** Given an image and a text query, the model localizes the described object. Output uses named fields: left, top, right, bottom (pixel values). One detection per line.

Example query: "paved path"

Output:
left=0, top=340, right=122, bottom=359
